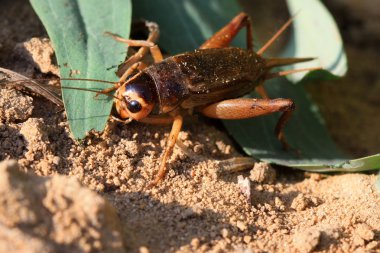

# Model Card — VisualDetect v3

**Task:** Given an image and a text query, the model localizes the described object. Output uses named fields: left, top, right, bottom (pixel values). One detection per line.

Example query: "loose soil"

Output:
left=0, top=1, right=379, bottom=253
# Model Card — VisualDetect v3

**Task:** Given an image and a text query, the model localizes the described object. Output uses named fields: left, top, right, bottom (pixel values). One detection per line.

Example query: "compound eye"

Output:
left=127, top=100, right=142, bottom=113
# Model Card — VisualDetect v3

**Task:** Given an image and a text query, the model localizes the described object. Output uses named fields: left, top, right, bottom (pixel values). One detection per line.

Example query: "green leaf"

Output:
left=282, top=0, right=348, bottom=83
left=133, top=0, right=244, bottom=52
left=133, top=0, right=380, bottom=172
left=292, top=154, right=380, bottom=172
left=30, top=0, right=132, bottom=139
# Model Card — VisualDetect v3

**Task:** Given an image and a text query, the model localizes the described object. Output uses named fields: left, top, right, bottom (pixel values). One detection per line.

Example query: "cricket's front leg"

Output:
left=200, top=98, right=295, bottom=150
left=105, top=21, right=161, bottom=77
left=106, top=24, right=165, bottom=83
left=149, top=112, right=183, bottom=187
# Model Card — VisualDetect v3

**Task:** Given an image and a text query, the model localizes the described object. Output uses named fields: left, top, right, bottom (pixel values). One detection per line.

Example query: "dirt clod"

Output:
left=13, top=37, right=59, bottom=76
left=0, top=160, right=125, bottom=253
left=354, top=223, right=375, bottom=242
left=18, top=118, right=56, bottom=175
left=0, top=88, right=33, bottom=122
left=291, top=193, right=319, bottom=211
left=293, top=228, right=321, bottom=253
left=20, top=118, right=49, bottom=148
left=249, top=162, right=276, bottom=184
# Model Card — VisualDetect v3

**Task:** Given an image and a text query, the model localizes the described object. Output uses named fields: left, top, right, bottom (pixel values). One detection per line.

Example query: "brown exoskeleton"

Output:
left=98, top=13, right=318, bottom=186
left=2, top=13, right=317, bottom=186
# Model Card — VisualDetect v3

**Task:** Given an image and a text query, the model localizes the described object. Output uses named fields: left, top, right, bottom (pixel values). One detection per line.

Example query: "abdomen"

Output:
left=173, top=47, right=267, bottom=108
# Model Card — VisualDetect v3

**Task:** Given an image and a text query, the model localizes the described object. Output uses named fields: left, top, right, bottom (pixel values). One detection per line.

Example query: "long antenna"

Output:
left=4, top=79, right=121, bottom=101
left=60, top=86, right=121, bottom=101
left=60, top=77, right=118, bottom=86
left=5, top=77, right=118, bottom=86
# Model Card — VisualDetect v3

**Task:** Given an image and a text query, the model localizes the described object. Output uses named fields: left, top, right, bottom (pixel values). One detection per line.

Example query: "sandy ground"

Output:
left=0, top=1, right=380, bottom=253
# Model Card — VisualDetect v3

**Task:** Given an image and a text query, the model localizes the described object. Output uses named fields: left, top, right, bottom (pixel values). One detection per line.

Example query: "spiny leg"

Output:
left=275, top=109, right=293, bottom=150
left=149, top=112, right=183, bottom=187
left=107, top=31, right=164, bottom=81
left=139, top=115, right=205, bottom=178
left=118, top=45, right=163, bottom=82
left=104, top=32, right=155, bottom=47
left=119, top=61, right=148, bottom=83
left=200, top=12, right=253, bottom=50
left=105, top=21, right=160, bottom=77
left=200, top=98, right=295, bottom=150
left=149, top=45, right=164, bottom=63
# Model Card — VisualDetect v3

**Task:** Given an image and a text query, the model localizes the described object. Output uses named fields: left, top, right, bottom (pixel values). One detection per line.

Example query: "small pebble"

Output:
left=113, top=177, right=121, bottom=186
left=236, top=221, right=247, bottom=231
left=237, top=175, right=251, bottom=201
left=221, top=228, right=229, bottom=238
left=52, top=156, right=61, bottom=165
left=243, top=235, right=252, bottom=244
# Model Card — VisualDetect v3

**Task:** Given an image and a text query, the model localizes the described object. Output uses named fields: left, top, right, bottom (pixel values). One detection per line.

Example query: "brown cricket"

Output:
left=2, top=13, right=318, bottom=186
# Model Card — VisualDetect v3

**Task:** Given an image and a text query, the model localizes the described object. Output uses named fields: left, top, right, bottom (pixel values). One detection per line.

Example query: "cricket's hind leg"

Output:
left=200, top=12, right=253, bottom=50
left=200, top=97, right=295, bottom=151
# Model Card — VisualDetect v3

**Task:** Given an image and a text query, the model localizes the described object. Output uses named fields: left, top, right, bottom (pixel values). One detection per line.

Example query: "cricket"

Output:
left=3, top=12, right=319, bottom=187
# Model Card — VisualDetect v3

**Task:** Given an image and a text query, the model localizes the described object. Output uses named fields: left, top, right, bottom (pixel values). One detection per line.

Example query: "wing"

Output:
left=171, top=48, right=267, bottom=108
